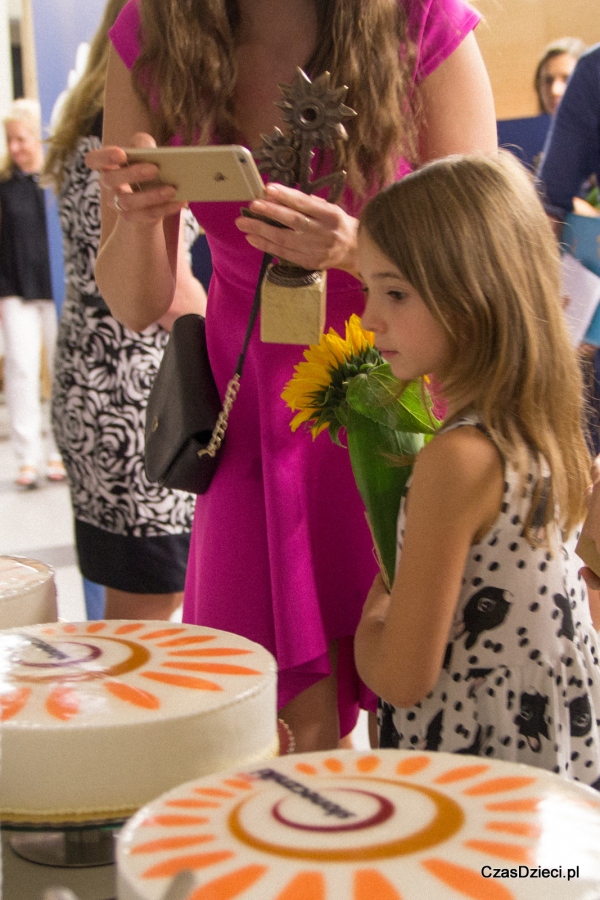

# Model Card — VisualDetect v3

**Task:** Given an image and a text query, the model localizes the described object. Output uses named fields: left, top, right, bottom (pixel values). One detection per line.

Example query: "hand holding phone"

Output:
left=124, top=145, right=265, bottom=203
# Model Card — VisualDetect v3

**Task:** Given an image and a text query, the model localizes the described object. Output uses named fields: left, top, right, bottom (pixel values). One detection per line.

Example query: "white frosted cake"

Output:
left=0, top=620, right=277, bottom=824
left=117, top=749, right=600, bottom=900
left=0, top=556, right=57, bottom=628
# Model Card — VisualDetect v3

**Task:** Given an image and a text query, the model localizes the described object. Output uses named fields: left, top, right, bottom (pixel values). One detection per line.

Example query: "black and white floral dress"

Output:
left=51, top=118, right=197, bottom=593
left=379, top=413, right=600, bottom=790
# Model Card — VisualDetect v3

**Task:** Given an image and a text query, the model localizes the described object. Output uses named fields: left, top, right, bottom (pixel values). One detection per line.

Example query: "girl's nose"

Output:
left=361, top=306, right=384, bottom=336
left=360, top=302, right=374, bottom=331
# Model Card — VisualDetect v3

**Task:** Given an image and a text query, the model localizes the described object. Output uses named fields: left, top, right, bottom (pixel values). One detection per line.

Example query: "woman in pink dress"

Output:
left=87, top=0, right=497, bottom=752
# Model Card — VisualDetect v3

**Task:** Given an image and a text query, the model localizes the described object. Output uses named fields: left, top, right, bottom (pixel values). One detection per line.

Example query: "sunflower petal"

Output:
left=290, top=408, right=320, bottom=432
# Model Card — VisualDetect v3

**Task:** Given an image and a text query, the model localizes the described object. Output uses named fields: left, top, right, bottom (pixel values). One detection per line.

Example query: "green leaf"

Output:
left=334, top=400, right=349, bottom=431
left=585, top=184, right=600, bottom=209
left=328, top=420, right=344, bottom=445
left=346, top=365, right=437, bottom=434
left=347, top=408, right=424, bottom=585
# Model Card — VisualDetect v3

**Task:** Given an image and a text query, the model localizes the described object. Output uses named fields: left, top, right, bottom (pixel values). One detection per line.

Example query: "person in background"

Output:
left=539, top=44, right=600, bottom=459
left=44, top=0, right=205, bottom=621
left=534, top=37, right=586, bottom=117
left=0, top=99, right=66, bottom=489
left=87, top=0, right=497, bottom=751
left=539, top=43, right=600, bottom=216
left=355, top=151, right=600, bottom=786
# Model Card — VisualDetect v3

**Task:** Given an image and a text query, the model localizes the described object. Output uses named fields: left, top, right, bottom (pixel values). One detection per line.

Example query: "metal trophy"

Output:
left=249, top=68, right=356, bottom=345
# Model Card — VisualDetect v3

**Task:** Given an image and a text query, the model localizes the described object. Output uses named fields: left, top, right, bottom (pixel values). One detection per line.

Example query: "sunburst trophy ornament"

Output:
left=248, top=68, right=356, bottom=345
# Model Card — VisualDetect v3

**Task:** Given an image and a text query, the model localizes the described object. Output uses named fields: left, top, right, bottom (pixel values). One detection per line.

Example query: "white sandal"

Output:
left=17, top=465, right=38, bottom=489
left=46, top=457, right=67, bottom=482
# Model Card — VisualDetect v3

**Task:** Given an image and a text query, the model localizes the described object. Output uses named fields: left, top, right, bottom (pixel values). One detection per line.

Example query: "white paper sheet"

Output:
left=561, top=252, right=600, bottom=346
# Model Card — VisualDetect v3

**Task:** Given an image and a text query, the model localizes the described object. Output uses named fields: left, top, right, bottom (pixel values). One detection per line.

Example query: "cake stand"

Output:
left=4, top=814, right=124, bottom=868
left=1, top=831, right=116, bottom=900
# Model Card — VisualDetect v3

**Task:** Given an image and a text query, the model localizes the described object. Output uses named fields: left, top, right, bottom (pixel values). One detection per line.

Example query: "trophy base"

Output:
left=261, top=267, right=326, bottom=345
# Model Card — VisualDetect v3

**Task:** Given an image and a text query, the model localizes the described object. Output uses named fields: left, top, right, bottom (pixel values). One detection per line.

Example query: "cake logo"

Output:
left=0, top=622, right=265, bottom=722
left=121, top=754, right=598, bottom=900
left=8, top=631, right=150, bottom=682
left=229, top=769, right=464, bottom=860
left=254, top=768, right=358, bottom=822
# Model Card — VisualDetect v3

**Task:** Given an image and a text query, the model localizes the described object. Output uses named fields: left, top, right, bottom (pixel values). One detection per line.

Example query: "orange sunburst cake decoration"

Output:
left=116, top=750, right=600, bottom=900
left=0, top=621, right=277, bottom=825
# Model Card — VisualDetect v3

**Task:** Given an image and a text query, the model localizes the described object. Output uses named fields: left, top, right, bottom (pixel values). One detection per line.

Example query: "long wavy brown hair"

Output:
left=361, top=151, right=591, bottom=543
left=44, top=0, right=127, bottom=191
left=133, top=0, right=417, bottom=195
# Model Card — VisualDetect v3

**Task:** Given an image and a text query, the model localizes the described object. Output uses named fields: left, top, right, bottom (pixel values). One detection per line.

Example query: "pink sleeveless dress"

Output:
left=110, top=0, right=480, bottom=735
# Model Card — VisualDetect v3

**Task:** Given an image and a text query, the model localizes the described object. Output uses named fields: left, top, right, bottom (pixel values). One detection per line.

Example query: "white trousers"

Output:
left=1, top=296, right=59, bottom=467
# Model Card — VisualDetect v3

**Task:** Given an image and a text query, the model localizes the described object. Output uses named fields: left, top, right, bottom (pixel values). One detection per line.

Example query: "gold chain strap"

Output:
left=195, top=254, right=271, bottom=464
left=197, top=374, right=241, bottom=459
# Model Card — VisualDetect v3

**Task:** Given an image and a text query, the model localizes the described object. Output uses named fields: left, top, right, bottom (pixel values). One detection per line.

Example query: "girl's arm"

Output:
left=87, top=47, right=205, bottom=331
left=235, top=33, right=496, bottom=277
left=355, top=426, right=504, bottom=709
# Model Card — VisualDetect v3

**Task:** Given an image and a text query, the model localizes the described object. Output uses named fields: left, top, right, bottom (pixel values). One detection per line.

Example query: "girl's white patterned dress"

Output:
left=380, top=413, right=600, bottom=790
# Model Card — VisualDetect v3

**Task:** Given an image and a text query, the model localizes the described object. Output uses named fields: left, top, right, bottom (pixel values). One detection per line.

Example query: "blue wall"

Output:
left=31, top=0, right=107, bottom=312
left=31, top=0, right=108, bottom=617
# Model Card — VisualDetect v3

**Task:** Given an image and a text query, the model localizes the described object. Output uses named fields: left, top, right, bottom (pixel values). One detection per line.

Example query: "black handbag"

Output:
left=144, top=253, right=271, bottom=494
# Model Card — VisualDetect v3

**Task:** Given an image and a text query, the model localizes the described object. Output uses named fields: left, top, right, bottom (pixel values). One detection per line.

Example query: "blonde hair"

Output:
left=133, top=0, right=417, bottom=196
left=3, top=97, right=42, bottom=136
left=43, top=0, right=127, bottom=191
left=1, top=98, right=42, bottom=178
left=360, top=151, right=591, bottom=540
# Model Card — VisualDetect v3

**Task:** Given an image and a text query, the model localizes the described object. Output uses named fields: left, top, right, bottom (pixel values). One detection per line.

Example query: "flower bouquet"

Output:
left=282, top=314, right=439, bottom=588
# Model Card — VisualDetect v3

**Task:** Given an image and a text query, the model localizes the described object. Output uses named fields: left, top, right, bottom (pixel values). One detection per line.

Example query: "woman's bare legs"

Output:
left=104, top=588, right=183, bottom=621
left=279, top=641, right=361, bottom=752
left=368, top=711, right=379, bottom=748
left=279, top=671, right=340, bottom=752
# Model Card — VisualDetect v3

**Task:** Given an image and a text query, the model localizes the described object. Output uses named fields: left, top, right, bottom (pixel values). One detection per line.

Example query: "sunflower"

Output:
left=281, top=314, right=382, bottom=441
left=283, top=315, right=439, bottom=585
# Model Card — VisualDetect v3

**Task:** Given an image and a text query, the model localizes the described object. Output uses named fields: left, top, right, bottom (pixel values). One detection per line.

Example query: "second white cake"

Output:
left=0, top=555, right=57, bottom=629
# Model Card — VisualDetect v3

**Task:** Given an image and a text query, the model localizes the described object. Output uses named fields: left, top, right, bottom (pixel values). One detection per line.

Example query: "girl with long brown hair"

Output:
left=86, top=0, right=497, bottom=751
left=355, top=152, right=600, bottom=785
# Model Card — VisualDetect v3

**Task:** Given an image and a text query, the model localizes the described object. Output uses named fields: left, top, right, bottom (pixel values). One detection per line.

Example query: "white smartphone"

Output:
left=125, top=144, right=265, bottom=203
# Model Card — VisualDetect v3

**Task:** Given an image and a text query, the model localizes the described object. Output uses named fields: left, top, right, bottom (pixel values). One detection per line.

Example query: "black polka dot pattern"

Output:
left=381, top=413, right=600, bottom=790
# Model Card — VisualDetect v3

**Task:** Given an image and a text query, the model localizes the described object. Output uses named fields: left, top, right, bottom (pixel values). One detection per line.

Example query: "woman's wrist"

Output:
left=336, top=212, right=360, bottom=278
